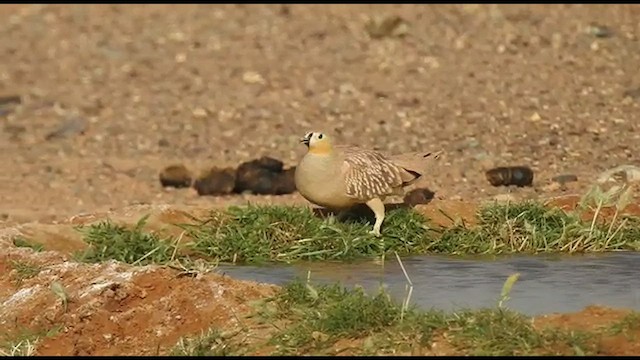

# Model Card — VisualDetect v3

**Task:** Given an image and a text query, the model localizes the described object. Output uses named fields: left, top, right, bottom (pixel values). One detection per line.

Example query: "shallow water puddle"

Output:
left=217, top=252, right=640, bottom=316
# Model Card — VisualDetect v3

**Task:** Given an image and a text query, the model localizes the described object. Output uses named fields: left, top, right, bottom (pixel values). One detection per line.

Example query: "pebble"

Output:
left=551, top=174, right=578, bottom=185
left=235, top=156, right=296, bottom=195
left=485, top=166, right=534, bottom=187
left=159, top=164, right=193, bottom=188
left=364, top=15, right=409, bottom=39
left=45, top=116, right=88, bottom=141
left=242, top=71, right=265, bottom=84
left=403, top=188, right=435, bottom=207
left=193, top=167, right=236, bottom=196
left=585, top=23, right=613, bottom=38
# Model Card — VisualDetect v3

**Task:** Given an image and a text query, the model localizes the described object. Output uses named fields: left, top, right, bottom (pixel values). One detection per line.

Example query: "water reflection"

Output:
left=217, top=252, right=640, bottom=315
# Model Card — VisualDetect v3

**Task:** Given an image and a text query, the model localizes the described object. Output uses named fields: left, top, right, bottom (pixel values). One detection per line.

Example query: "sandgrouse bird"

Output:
left=294, top=131, right=441, bottom=236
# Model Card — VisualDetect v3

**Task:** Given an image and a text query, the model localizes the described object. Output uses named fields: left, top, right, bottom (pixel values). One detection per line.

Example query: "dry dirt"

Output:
left=1, top=199, right=640, bottom=356
left=1, top=4, right=640, bottom=356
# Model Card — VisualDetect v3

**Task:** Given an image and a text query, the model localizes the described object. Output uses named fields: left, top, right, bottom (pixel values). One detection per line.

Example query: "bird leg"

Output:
left=365, top=198, right=385, bottom=237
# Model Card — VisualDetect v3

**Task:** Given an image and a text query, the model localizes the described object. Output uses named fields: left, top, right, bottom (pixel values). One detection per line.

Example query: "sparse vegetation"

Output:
left=12, top=236, right=44, bottom=252
left=9, top=260, right=42, bottom=286
left=73, top=214, right=177, bottom=265
left=607, top=312, right=640, bottom=336
left=0, top=325, right=61, bottom=356
left=172, top=278, right=600, bottom=356
left=182, top=205, right=431, bottom=264
left=74, top=185, right=640, bottom=266
left=170, top=328, right=240, bottom=356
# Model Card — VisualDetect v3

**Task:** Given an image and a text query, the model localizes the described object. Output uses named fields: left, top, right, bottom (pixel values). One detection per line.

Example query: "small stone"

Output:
left=4, top=124, right=26, bottom=139
left=364, top=15, right=409, bottom=39
left=311, top=331, right=329, bottom=342
left=242, top=71, right=265, bottom=84
left=45, top=116, right=88, bottom=140
left=403, top=188, right=435, bottom=207
left=175, top=53, right=187, bottom=63
left=280, top=167, right=298, bottom=193
left=530, top=112, right=542, bottom=122
left=551, top=174, right=578, bottom=185
left=623, top=87, right=640, bottom=99
left=541, top=182, right=561, bottom=192
left=192, top=108, right=208, bottom=118
left=234, top=157, right=296, bottom=195
left=551, top=33, right=563, bottom=49
left=485, top=166, right=534, bottom=187
left=585, top=23, right=613, bottom=38
left=193, top=167, right=237, bottom=196
left=159, top=164, right=193, bottom=188
left=158, top=138, right=170, bottom=147
left=0, top=94, right=21, bottom=106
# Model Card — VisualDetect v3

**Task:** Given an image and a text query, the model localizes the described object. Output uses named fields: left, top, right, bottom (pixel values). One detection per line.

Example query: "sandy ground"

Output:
left=1, top=4, right=639, bottom=224
left=1, top=4, right=640, bottom=355
left=1, top=198, right=640, bottom=355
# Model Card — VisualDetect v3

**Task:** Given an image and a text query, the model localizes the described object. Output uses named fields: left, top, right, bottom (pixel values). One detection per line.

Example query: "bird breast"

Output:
left=294, top=153, right=357, bottom=209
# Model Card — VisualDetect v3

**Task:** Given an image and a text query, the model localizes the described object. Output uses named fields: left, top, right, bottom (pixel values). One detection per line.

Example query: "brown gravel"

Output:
left=1, top=4, right=639, bottom=223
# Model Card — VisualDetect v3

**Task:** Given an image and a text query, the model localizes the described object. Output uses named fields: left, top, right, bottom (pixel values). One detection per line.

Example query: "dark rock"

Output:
left=158, top=138, right=170, bottom=147
left=623, top=87, right=640, bottom=99
left=0, top=94, right=22, bottom=117
left=586, top=23, right=613, bottom=38
left=403, top=188, right=435, bottom=207
left=193, top=167, right=236, bottom=196
left=485, top=166, right=534, bottom=187
left=551, top=174, right=578, bottom=185
left=273, top=167, right=297, bottom=195
left=4, top=124, right=26, bottom=140
left=0, top=94, right=21, bottom=106
left=234, top=156, right=296, bottom=195
left=254, top=156, right=284, bottom=172
left=45, top=116, right=88, bottom=140
left=365, top=15, right=409, bottom=39
left=159, top=164, right=193, bottom=188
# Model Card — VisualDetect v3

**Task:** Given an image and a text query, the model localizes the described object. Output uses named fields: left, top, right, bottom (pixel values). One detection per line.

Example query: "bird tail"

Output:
left=390, top=150, right=443, bottom=186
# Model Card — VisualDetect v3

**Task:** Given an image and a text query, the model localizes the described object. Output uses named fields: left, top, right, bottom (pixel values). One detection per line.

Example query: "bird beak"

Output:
left=300, top=136, right=310, bottom=146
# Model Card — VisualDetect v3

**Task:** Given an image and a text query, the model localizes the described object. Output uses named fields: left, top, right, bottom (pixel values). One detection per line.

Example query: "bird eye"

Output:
left=318, top=134, right=323, bottom=139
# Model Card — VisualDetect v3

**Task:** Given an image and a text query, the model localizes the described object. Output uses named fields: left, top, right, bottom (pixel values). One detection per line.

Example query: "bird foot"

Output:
left=369, top=229, right=382, bottom=237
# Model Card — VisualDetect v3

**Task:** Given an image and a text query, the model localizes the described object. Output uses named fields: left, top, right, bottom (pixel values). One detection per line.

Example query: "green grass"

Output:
left=0, top=325, right=62, bottom=356
left=432, top=201, right=640, bottom=255
left=181, top=205, right=430, bottom=264
left=9, top=260, right=43, bottom=286
left=12, top=236, right=45, bottom=252
left=607, top=312, right=640, bottom=336
left=173, top=279, right=597, bottom=356
left=73, top=214, right=177, bottom=265
left=170, top=328, right=240, bottom=356
left=72, top=184, right=640, bottom=265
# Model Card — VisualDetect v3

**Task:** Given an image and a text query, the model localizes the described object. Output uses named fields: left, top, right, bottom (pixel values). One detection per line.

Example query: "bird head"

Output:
left=300, top=131, right=332, bottom=155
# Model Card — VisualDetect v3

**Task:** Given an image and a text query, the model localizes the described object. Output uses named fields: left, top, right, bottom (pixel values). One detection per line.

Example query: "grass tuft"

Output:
left=9, top=260, right=43, bottom=286
left=74, top=214, right=176, bottom=265
left=0, top=325, right=62, bottom=356
left=170, top=328, right=240, bottom=356
left=432, top=200, right=640, bottom=255
left=182, top=205, right=431, bottom=264
left=73, top=188, right=640, bottom=266
left=12, top=236, right=45, bottom=252
left=224, top=279, right=597, bottom=356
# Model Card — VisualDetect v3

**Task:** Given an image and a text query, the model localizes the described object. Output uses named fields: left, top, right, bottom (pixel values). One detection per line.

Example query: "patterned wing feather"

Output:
left=340, top=147, right=405, bottom=201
